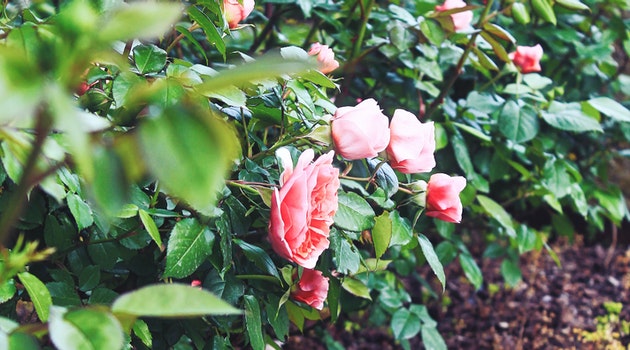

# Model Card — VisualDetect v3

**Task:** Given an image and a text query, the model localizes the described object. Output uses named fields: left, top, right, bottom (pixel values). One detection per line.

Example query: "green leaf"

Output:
left=187, top=5, right=226, bottom=60
left=234, top=239, right=281, bottom=280
left=139, top=209, right=162, bottom=248
left=132, top=319, right=152, bottom=347
left=501, top=259, right=522, bottom=287
left=421, top=326, right=447, bottom=350
left=418, top=235, right=446, bottom=292
left=459, top=254, right=483, bottom=290
left=341, top=278, right=371, bottom=300
left=49, top=306, right=124, bottom=350
left=78, top=265, right=101, bottom=292
left=368, top=159, right=399, bottom=198
left=498, top=101, right=539, bottom=143
left=511, top=2, right=531, bottom=24
left=164, top=218, right=215, bottom=278
left=17, top=272, right=52, bottom=322
left=330, top=229, right=361, bottom=275
left=112, top=283, right=241, bottom=317
left=99, top=3, right=184, bottom=42
left=391, top=308, right=421, bottom=340
left=372, top=212, right=392, bottom=260
left=587, top=97, right=630, bottom=123
left=555, top=0, right=590, bottom=11
left=531, top=0, right=557, bottom=25
left=47, top=282, right=81, bottom=307
left=334, top=191, right=376, bottom=232
left=0, top=279, right=16, bottom=303
left=133, top=44, right=167, bottom=74
left=477, top=195, right=516, bottom=237
left=7, top=332, right=40, bottom=350
left=138, top=104, right=240, bottom=214
left=451, top=132, right=475, bottom=179
left=67, top=193, right=94, bottom=231
left=244, top=295, right=265, bottom=350
left=389, top=211, right=413, bottom=246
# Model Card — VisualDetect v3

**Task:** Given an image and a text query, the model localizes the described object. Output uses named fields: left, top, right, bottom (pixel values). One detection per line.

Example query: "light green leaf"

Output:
left=555, top=0, right=590, bottom=11
left=418, top=235, right=446, bottom=292
left=389, top=211, right=413, bottom=246
left=244, top=295, right=265, bottom=350
left=501, top=259, right=522, bottom=287
left=391, top=308, right=421, bottom=340
left=421, top=326, right=447, bottom=350
left=17, top=272, right=52, bottom=322
left=587, top=97, right=630, bottom=123
left=138, top=105, right=240, bottom=213
left=498, top=101, right=539, bottom=143
left=334, top=191, right=375, bottom=232
left=112, top=283, right=241, bottom=317
left=477, top=195, right=516, bottom=237
left=164, top=218, right=215, bottom=278
left=372, top=212, right=392, bottom=260
left=341, top=278, right=371, bottom=300
left=459, top=254, right=483, bottom=290
left=132, top=319, right=152, bottom=348
left=531, top=0, right=557, bottom=25
left=65, top=308, right=124, bottom=350
left=99, top=3, right=184, bottom=42
left=67, top=193, right=94, bottom=231
left=139, top=209, right=162, bottom=247
left=0, top=279, right=16, bottom=304
left=133, top=44, right=167, bottom=74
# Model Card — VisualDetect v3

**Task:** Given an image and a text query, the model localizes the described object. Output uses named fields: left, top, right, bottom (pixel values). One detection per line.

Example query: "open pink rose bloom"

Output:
left=508, top=44, right=543, bottom=73
left=224, top=0, right=255, bottom=29
left=425, top=173, right=467, bottom=223
left=308, top=42, right=340, bottom=74
left=291, top=268, right=329, bottom=310
left=269, top=149, right=340, bottom=268
left=435, top=0, right=473, bottom=32
left=331, top=98, right=390, bottom=160
left=386, top=109, right=436, bottom=174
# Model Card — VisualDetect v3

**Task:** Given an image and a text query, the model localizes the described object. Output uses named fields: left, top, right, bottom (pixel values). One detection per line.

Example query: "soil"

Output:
left=283, top=236, right=630, bottom=349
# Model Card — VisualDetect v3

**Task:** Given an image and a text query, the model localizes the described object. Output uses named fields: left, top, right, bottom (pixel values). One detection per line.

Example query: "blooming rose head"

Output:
left=269, top=149, right=340, bottom=268
left=425, top=173, right=467, bottom=223
left=291, top=268, right=329, bottom=310
left=331, top=99, right=390, bottom=160
left=386, top=109, right=436, bottom=174
left=435, top=0, right=473, bottom=32
left=308, top=42, right=340, bottom=74
left=224, top=0, right=255, bottom=29
left=508, top=44, right=543, bottom=73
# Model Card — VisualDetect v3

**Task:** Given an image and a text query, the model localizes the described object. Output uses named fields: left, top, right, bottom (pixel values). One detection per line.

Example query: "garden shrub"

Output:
left=0, top=0, right=629, bottom=349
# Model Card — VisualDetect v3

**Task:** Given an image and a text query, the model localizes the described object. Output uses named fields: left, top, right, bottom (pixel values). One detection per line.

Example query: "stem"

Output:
left=250, top=8, right=287, bottom=52
left=351, top=0, right=375, bottom=60
left=122, top=40, right=133, bottom=59
left=249, top=136, right=305, bottom=161
left=166, top=23, right=201, bottom=54
left=425, top=0, right=495, bottom=119
left=301, top=17, right=322, bottom=48
left=0, top=109, right=52, bottom=244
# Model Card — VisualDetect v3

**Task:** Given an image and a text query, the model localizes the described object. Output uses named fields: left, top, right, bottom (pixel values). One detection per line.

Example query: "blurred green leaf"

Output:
left=17, top=272, right=51, bottom=322
left=372, top=212, right=392, bottom=260
left=99, top=3, right=183, bottom=42
left=531, top=0, right=557, bottom=25
left=112, top=283, right=241, bottom=317
left=49, top=306, right=124, bottom=350
left=391, top=308, right=421, bottom=340
left=0, top=279, right=15, bottom=304
left=555, top=0, right=590, bottom=11
left=67, top=193, right=94, bottom=231
left=164, top=218, right=215, bottom=278
left=587, top=97, right=630, bottom=123
left=498, top=100, right=539, bottom=143
left=459, top=254, right=483, bottom=290
left=501, top=259, right=522, bottom=287
left=132, top=319, right=152, bottom=348
left=341, top=278, right=371, bottom=300
left=139, top=209, right=162, bottom=248
left=477, top=195, right=516, bottom=237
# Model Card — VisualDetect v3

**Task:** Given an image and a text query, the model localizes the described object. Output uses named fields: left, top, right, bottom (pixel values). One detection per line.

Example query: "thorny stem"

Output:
left=425, top=0, right=495, bottom=119
left=0, top=109, right=53, bottom=245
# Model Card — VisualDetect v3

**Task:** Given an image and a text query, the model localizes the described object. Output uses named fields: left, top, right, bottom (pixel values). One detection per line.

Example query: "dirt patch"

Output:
left=284, top=237, right=630, bottom=349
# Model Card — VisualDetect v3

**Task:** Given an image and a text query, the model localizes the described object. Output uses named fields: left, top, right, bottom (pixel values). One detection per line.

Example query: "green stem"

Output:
left=166, top=22, right=201, bottom=54
left=425, top=0, right=495, bottom=119
left=0, top=109, right=52, bottom=244
left=249, top=136, right=305, bottom=161
left=351, top=0, right=375, bottom=60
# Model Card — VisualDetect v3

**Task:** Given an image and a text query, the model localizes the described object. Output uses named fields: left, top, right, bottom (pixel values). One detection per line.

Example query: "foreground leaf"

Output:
left=164, top=218, right=215, bottom=278
left=17, top=272, right=51, bottom=322
left=112, top=284, right=241, bottom=317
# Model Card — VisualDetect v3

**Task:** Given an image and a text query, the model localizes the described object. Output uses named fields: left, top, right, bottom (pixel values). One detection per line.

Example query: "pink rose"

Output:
left=269, top=149, right=339, bottom=268
left=308, top=42, right=340, bottom=74
left=386, top=109, right=436, bottom=174
left=435, top=0, right=473, bottom=32
left=425, top=173, right=467, bottom=223
left=224, top=0, right=255, bottom=29
left=291, top=269, right=329, bottom=310
left=331, top=99, right=390, bottom=160
left=508, top=44, right=543, bottom=73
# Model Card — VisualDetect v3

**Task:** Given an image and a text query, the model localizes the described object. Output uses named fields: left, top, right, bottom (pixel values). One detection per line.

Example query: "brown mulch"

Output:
left=284, top=237, right=630, bottom=349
